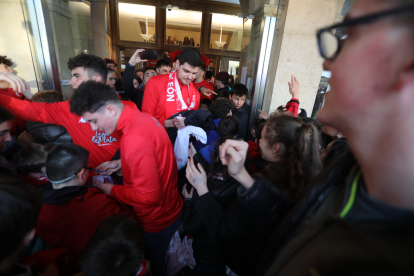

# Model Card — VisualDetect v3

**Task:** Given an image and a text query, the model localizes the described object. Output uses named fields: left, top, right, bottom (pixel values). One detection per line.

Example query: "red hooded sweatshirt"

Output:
left=110, top=105, right=182, bottom=233
left=142, top=74, right=200, bottom=127
left=0, top=94, right=137, bottom=168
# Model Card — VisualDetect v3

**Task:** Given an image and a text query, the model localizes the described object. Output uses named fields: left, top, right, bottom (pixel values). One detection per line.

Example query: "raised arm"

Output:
left=285, top=75, right=300, bottom=117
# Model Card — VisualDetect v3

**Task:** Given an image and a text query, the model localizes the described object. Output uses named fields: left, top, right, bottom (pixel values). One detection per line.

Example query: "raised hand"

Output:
left=0, top=71, right=30, bottom=92
left=129, top=49, right=148, bottom=66
left=288, top=75, right=299, bottom=99
left=185, top=157, right=208, bottom=195
left=219, top=139, right=254, bottom=189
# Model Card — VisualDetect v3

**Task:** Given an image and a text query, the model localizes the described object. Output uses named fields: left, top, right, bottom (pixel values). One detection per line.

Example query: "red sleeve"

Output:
left=285, top=98, right=299, bottom=117
left=110, top=136, right=162, bottom=207
left=0, top=94, right=66, bottom=125
left=142, top=78, right=160, bottom=118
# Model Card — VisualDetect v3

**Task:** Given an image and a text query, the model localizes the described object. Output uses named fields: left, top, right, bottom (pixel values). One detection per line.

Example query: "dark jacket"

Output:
left=26, top=121, right=73, bottom=146
left=166, top=109, right=216, bottom=146
left=123, top=64, right=144, bottom=110
left=195, top=174, right=293, bottom=276
left=232, top=103, right=250, bottom=141
left=182, top=154, right=239, bottom=267
left=256, top=150, right=414, bottom=276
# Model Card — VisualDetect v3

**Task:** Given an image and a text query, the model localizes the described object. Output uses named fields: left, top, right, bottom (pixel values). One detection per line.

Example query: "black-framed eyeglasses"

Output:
left=317, top=4, right=414, bottom=60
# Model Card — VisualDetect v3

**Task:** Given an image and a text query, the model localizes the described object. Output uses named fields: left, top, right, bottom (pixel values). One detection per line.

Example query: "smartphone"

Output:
left=140, top=50, right=158, bottom=60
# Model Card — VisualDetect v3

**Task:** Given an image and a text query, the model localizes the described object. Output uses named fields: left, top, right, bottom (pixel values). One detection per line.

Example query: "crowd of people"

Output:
left=0, top=0, right=414, bottom=275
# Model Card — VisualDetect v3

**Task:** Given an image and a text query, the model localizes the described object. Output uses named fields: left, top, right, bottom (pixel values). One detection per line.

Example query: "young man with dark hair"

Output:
left=155, top=59, right=172, bottom=75
left=172, top=56, right=179, bottom=71
left=0, top=53, right=138, bottom=168
left=229, top=83, right=249, bottom=140
left=140, top=67, right=157, bottom=90
left=68, top=53, right=108, bottom=90
left=194, top=63, right=215, bottom=101
left=215, top=71, right=231, bottom=93
left=70, top=80, right=182, bottom=276
left=252, top=1, right=414, bottom=274
left=199, top=116, right=240, bottom=164
left=12, top=144, right=51, bottom=186
left=36, top=143, right=128, bottom=273
left=80, top=214, right=146, bottom=276
left=0, top=178, right=42, bottom=276
left=142, top=47, right=205, bottom=129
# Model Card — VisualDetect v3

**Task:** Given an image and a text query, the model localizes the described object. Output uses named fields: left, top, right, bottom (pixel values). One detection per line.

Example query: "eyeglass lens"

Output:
left=320, top=30, right=339, bottom=59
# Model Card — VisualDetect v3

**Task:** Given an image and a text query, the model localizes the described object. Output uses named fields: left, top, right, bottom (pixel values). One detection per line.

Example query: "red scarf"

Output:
left=165, top=71, right=197, bottom=118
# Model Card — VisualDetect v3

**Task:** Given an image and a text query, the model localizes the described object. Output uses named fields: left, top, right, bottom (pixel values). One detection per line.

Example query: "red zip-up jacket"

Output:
left=0, top=94, right=137, bottom=168
left=0, top=88, right=30, bottom=100
left=142, top=74, right=200, bottom=127
left=111, top=105, right=182, bottom=233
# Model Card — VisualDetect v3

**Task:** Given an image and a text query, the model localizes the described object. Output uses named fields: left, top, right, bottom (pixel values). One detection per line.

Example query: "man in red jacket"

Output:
left=142, top=47, right=211, bottom=129
left=37, top=143, right=129, bottom=273
left=0, top=54, right=137, bottom=168
left=193, top=63, right=214, bottom=101
left=70, top=81, right=182, bottom=276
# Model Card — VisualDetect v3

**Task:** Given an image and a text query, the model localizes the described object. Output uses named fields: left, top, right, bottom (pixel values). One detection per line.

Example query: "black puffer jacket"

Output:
left=26, top=121, right=73, bottom=146
left=182, top=152, right=238, bottom=267
left=166, top=110, right=216, bottom=145
left=195, top=174, right=293, bottom=276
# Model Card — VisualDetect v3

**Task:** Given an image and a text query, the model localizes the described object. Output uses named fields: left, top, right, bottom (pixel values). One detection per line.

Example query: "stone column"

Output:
left=261, top=0, right=340, bottom=115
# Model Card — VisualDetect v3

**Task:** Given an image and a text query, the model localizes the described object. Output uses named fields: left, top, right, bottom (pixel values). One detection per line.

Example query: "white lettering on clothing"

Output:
left=91, top=130, right=117, bottom=145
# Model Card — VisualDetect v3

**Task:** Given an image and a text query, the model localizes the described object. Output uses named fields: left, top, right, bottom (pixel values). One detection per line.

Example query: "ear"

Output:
left=106, top=104, right=118, bottom=117
left=79, top=168, right=89, bottom=182
left=41, top=167, right=46, bottom=174
left=229, top=94, right=232, bottom=100
left=156, top=68, right=160, bottom=74
left=272, top=143, right=280, bottom=155
left=175, top=59, right=181, bottom=68
left=92, top=75, right=103, bottom=83
left=23, top=229, right=36, bottom=247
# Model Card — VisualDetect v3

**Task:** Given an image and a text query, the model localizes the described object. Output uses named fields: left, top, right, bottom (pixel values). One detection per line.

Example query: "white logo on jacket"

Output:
left=78, top=117, right=87, bottom=123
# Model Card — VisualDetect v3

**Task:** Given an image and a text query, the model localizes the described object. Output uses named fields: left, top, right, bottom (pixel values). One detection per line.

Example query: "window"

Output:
left=118, top=3, right=156, bottom=43
left=166, top=9, right=202, bottom=47
left=210, top=14, right=247, bottom=51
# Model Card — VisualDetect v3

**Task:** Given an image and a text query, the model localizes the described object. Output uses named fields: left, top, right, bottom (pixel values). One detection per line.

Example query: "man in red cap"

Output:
left=215, top=71, right=231, bottom=94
